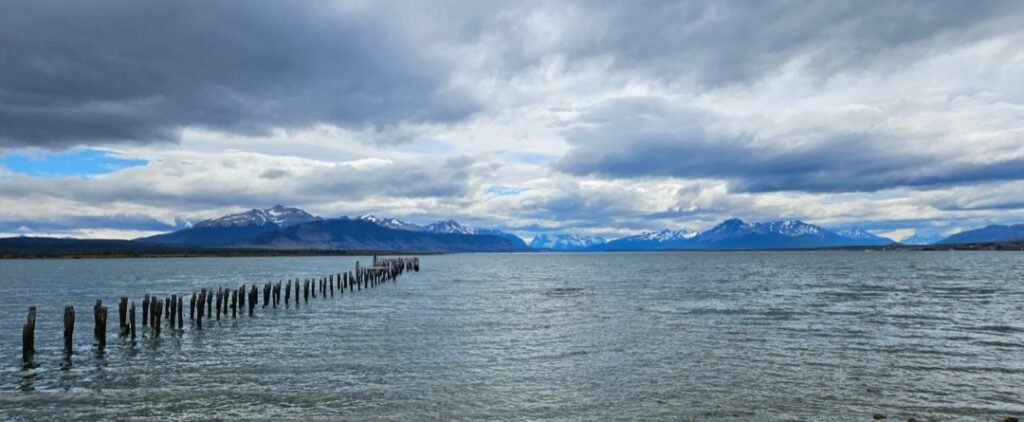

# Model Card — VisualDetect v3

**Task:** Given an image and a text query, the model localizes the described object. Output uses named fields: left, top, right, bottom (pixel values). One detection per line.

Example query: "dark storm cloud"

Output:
left=532, top=0, right=1022, bottom=86
left=0, top=1, right=477, bottom=149
left=556, top=97, right=1024, bottom=193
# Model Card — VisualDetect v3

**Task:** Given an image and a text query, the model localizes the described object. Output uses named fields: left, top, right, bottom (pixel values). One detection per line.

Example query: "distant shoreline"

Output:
left=2, top=241, right=1022, bottom=259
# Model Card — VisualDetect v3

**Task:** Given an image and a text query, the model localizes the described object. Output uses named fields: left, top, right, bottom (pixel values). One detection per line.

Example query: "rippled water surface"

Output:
left=1, top=252, right=1023, bottom=420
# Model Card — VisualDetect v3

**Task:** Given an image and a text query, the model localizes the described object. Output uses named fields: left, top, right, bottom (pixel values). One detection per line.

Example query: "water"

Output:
left=0, top=252, right=1022, bottom=420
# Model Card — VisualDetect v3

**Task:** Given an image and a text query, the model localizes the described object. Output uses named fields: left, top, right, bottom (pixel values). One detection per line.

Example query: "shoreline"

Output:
left=3, top=242, right=1022, bottom=259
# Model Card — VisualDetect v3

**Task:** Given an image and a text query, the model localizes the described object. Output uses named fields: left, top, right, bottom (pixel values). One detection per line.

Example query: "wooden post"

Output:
left=177, top=297, right=183, bottom=329
left=216, top=289, right=222, bottom=321
left=263, top=283, right=270, bottom=308
left=190, top=292, right=196, bottom=320
left=153, top=299, right=161, bottom=337
left=197, top=290, right=206, bottom=329
left=206, top=291, right=212, bottom=318
left=142, top=294, right=150, bottom=327
left=118, top=296, right=128, bottom=335
left=63, top=306, right=75, bottom=352
left=285, top=280, right=291, bottom=308
left=23, top=306, right=36, bottom=363
left=169, top=295, right=176, bottom=329
left=129, top=302, right=136, bottom=340
left=249, top=285, right=257, bottom=316
left=148, top=296, right=155, bottom=327
left=95, top=301, right=107, bottom=349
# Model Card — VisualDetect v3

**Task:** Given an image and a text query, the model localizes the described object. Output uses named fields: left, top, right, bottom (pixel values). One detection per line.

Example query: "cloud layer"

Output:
left=1, top=0, right=1024, bottom=240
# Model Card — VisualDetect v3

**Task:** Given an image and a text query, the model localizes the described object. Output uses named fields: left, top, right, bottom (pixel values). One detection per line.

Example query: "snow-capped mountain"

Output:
left=357, top=216, right=529, bottom=247
left=600, top=229, right=697, bottom=250
left=635, top=229, right=699, bottom=241
left=195, top=205, right=318, bottom=229
left=834, top=227, right=895, bottom=245
left=529, top=233, right=608, bottom=251
left=691, top=219, right=847, bottom=248
left=900, top=233, right=945, bottom=245
left=422, top=219, right=475, bottom=234
left=358, top=215, right=423, bottom=231
left=421, top=220, right=527, bottom=246
left=141, top=205, right=319, bottom=245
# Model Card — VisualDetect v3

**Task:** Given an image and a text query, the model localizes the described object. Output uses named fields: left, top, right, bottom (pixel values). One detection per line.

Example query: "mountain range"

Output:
left=938, top=223, right=1024, bottom=245
left=532, top=219, right=894, bottom=251
left=140, top=206, right=528, bottom=252
left=529, top=234, right=608, bottom=251
left=5, top=205, right=1024, bottom=254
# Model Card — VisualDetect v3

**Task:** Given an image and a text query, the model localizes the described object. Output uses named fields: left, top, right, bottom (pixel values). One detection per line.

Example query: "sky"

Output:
left=2, top=0, right=1024, bottom=241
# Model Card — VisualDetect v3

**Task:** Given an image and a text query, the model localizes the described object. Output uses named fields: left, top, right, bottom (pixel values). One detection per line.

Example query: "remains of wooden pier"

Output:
left=20, top=256, right=419, bottom=364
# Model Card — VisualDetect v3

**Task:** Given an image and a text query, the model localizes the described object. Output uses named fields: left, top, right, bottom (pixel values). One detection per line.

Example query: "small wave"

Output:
left=543, top=287, right=586, bottom=298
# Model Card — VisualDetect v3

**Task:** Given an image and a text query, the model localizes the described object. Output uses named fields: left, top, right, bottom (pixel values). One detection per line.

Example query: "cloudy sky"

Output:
left=2, top=0, right=1023, bottom=241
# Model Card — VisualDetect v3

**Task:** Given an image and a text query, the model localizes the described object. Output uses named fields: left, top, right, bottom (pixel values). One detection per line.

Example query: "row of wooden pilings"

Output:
left=21, top=256, right=419, bottom=363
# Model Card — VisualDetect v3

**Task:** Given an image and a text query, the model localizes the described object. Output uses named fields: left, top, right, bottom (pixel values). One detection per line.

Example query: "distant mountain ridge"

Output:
left=582, top=219, right=894, bottom=250
left=598, top=229, right=697, bottom=250
left=141, top=205, right=319, bottom=245
left=938, top=224, right=1024, bottom=245
left=530, top=233, right=608, bottom=251
left=900, top=233, right=945, bottom=245
left=139, top=206, right=528, bottom=252
left=237, top=218, right=529, bottom=252
left=357, top=215, right=528, bottom=248
left=119, top=206, right=1024, bottom=252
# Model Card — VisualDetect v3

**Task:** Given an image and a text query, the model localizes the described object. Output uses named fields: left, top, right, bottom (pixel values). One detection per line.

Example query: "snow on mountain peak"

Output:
left=836, top=227, right=882, bottom=239
left=529, top=233, right=608, bottom=250
left=358, top=214, right=422, bottom=231
left=194, top=206, right=318, bottom=229
left=634, top=229, right=697, bottom=241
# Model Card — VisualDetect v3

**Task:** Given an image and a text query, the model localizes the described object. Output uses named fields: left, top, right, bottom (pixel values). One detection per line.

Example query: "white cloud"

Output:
left=2, top=1, right=1024, bottom=240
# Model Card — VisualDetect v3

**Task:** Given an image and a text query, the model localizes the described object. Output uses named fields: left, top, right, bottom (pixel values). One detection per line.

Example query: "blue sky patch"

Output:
left=1, top=149, right=147, bottom=177
left=487, top=185, right=524, bottom=196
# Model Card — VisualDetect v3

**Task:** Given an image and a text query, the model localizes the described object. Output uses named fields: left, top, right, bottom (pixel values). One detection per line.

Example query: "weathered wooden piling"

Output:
left=142, top=294, right=150, bottom=327
left=94, top=300, right=107, bottom=348
left=129, top=303, right=136, bottom=340
left=23, top=306, right=36, bottom=363
left=190, top=292, right=196, bottom=320
left=118, top=296, right=128, bottom=335
left=216, top=289, right=223, bottom=321
left=206, top=291, right=213, bottom=318
left=177, top=297, right=183, bottom=329
left=170, top=295, right=178, bottom=329
left=248, top=285, right=257, bottom=316
left=153, top=299, right=162, bottom=337
left=63, top=306, right=75, bottom=352
left=263, top=283, right=270, bottom=308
